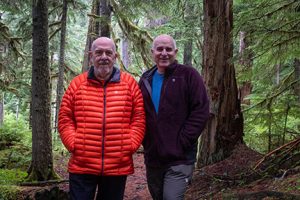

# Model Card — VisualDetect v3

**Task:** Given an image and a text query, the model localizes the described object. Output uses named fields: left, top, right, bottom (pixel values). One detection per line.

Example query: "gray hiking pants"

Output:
left=146, top=164, right=194, bottom=200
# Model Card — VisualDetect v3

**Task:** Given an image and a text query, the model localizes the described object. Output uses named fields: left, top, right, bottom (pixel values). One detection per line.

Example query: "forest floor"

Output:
left=19, top=144, right=300, bottom=200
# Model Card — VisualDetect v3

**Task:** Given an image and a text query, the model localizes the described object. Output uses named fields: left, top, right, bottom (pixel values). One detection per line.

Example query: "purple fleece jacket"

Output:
left=139, top=61, right=209, bottom=167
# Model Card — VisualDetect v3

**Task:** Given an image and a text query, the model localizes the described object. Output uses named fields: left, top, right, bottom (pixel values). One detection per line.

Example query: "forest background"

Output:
left=0, top=0, right=299, bottom=199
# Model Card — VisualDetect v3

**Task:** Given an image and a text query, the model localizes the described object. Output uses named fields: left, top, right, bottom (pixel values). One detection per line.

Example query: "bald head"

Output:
left=152, top=34, right=177, bottom=50
left=91, top=37, right=116, bottom=52
left=151, top=34, right=178, bottom=73
left=90, top=37, right=118, bottom=81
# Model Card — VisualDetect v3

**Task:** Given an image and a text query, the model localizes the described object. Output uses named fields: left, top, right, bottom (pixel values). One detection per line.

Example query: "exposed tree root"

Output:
left=19, top=179, right=68, bottom=187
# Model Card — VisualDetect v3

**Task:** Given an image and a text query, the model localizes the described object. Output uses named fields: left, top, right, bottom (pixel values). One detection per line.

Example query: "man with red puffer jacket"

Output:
left=58, top=37, right=145, bottom=200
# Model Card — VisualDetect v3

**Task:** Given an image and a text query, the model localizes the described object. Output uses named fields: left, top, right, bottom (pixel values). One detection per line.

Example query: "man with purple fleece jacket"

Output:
left=139, top=34, right=209, bottom=200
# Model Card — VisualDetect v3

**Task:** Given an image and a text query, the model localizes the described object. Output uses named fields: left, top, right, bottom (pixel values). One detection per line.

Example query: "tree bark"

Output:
left=82, top=0, right=100, bottom=72
left=29, top=0, right=56, bottom=181
left=294, top=58, right=300, bottom=102
left=121, top=36, right=131, bottom=69
left=238, top=31, right=252, bottom=105
left=99, top=0, right=111, bottom=37
left=183, top=1, right=193, bottom=66
left=183, top=41, right=193, bottom=66
left=197, top=0, right=244, bottom=167
left=0, top=93, right=3, bottom=126
left=55, top=0, right=68, bottom=132
left=82, top=0, right=111, bottom=72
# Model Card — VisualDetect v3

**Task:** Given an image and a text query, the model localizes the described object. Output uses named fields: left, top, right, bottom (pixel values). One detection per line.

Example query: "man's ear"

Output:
left=89, top=51, right=93, bottom=59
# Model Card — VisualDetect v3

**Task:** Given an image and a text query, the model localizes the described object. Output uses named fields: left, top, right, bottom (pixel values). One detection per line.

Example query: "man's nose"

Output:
left=100, top=52, right=108, bottom=59
left=161, top=49, right=167, bottom=55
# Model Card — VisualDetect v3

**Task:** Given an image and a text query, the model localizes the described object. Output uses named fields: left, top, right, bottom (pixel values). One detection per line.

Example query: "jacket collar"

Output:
left=88, top=65, right=121, bottom=84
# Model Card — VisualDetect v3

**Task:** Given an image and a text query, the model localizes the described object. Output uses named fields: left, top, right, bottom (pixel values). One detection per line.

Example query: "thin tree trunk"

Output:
left=294, top=58, right=300, bottom=102
left=275, top=64, right=280, bottom=85
left=99, top=0, right=111, bottom=37
left=29, top=0, right=56, bottom=181
left=183, top=1, right=193, bottom=66
left=282, top=103, right=290, bottom=145
left=267, top=101, right=272, bottom=152
left=238, top=31, right=252, bottom=105
left=55, top=0, right=68, bottom=132
left=16, top=99, right=19, bottom=121
left=183, top=41, right=193, bottom=66
left=82, top=0, right=111, bottom=72
left=82, top=0, right=100, bottom=72
left=121, top=36, right=131, bottom=69
left=197, top=0, right=243, bottom=167
left=0, top=93, right=3, bottom=126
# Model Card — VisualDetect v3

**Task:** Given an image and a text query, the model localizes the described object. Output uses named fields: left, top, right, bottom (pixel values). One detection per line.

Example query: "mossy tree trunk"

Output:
left=197, top=0, right=244, bottom=167
left=55, top=0, right=68, bottom=132
left=82, top=0, right=111, bottom=72
left=29, top=0, right=56, bottom=181
left=238, top=31, right=253, bottom=105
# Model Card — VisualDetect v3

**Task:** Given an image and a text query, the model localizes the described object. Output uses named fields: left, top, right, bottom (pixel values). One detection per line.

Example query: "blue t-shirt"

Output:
left=151, top=70, right=164, bottom=113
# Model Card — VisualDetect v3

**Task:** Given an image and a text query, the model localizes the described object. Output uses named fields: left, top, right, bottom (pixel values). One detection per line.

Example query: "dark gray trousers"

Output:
left=146, top=164, right=194, bottom=200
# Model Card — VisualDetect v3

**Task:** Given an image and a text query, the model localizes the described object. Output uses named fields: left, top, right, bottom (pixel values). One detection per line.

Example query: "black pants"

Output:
left=69, top=173, right=127, bottom=200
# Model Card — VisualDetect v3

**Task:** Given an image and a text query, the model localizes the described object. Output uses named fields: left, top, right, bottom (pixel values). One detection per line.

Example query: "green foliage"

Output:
left=0, top=113, right=31, bottom=149
left=0, top=169, right=26, bottom=200
left=0, top=144, right=31, bottom=170
left=233, top=0, right=300, bottom=152
left=0, top=113, right=31, bottom=170
left=0, top=169, right=27, bottom=184
left=0, top=185, right=20, bottom=200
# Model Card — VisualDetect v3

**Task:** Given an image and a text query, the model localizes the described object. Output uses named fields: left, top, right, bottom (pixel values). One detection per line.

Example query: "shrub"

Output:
left=0, top=113, right=31, bottom=150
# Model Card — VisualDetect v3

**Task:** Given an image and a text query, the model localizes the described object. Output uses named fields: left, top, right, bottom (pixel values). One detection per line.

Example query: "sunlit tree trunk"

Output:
left=28, top=0, right=56, bottom=181
left=197, top=0, right=244, bottom=167
left=55, top=0, right=68, bottom=132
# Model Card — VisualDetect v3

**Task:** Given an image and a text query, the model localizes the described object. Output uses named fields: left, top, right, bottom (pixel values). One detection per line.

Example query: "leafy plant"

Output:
left=0, top=169, right=27, bottom=200
left=0, top=113, right=31, bottom=150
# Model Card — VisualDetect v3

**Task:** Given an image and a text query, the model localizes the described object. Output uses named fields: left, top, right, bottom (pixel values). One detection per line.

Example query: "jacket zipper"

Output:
left=101, top=85, right=107, bottom=175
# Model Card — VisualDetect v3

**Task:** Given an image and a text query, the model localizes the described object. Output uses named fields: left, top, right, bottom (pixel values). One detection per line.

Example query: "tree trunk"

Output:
left=275, top=64, right=280, bottom=85
left=183, top=1, right=193, bottom=66
left=197, top=0, right=244, bottom=167
left=55, top=0, right=68, bottom=132
left=82, top=0, right=111, bottom=72
left=121, top=36, right=131, bottom=69
left=82, top=0, right=100, bottom=72
left=294, top=58, right=300, bottom=102
left=99, top=0, right=111, bottom=37
left=29, top=0, right=56, bottom=181
left=183, top=41, right=193, bottom=66
left=0, top=93, right=3, bottom=126
left=238, top=31, right=252, bottom=105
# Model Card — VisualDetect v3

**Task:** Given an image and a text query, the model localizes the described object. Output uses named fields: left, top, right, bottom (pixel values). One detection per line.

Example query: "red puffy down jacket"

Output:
left=58, top=67, right=145, bottom=176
